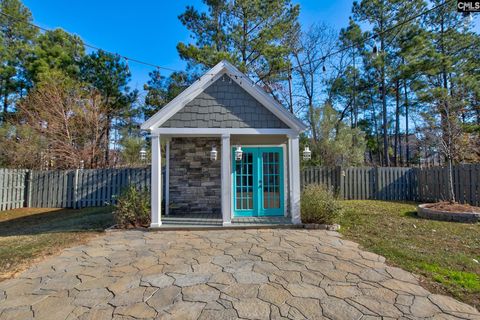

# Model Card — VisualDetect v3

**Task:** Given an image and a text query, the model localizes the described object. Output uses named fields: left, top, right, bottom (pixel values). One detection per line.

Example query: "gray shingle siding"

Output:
left=161, top=76, right=289, bottom=128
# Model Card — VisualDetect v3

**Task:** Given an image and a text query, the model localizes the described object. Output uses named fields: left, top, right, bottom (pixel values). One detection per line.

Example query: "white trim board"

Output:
left=151, top=128, right=297, bottom=136
left=141, top=60, right=307, bottom=133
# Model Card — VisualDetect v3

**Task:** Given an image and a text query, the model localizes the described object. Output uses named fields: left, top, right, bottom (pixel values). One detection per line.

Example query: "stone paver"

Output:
left=0, top=229, right=479, bottom=320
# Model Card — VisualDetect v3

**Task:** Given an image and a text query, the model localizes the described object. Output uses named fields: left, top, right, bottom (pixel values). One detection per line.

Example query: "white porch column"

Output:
left=288, top=134, right=301, bottom=224
left=165, top=138, right=170, bottom=216
left=221, top=134, right=231, bottom=225
left=150, top=134, right=162, bottom=228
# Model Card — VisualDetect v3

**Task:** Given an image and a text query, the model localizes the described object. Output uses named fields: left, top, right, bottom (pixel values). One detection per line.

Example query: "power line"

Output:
left=283, top=0, right=456, bottom=75
left=0, top=0, right=458, bottom=79
left=0, top=10, right=179, bottom=73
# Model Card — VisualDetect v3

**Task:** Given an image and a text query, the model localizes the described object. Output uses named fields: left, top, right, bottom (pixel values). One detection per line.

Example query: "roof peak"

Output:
left=141, top=60, right=306, bottom=132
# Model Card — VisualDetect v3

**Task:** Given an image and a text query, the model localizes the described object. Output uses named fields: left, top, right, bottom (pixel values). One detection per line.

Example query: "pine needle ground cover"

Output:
left=338, top=200, right=480, bottom=309
left=0, top=207, right=114, bottom=281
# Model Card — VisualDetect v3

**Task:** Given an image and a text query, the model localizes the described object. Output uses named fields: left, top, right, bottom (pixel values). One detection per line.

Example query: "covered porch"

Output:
left=141, top=60, right=307, bottom=228
left=149, top=129, right=302, bottom=228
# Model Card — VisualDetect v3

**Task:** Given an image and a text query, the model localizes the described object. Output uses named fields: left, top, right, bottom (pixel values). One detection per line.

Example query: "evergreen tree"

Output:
left=142, top=69, right=194, bottom=119
left=302, top=103, right=366, bottom=166
left=177, top=0, right=300, bottom=85
left=80, top=50, right=133, bottom=165
left=352, top=0, right=425, bottom=166
left=0, top=0, right=37, bottom=120
left=26, top=28, right=85, bottom=84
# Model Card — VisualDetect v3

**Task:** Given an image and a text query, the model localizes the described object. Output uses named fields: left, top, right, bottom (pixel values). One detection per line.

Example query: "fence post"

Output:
left=336, top=166, right=344, bottom=199
left=375, top=166, right=381, bottom=200
left=73, top=169, right=79, bottom=209
left=412, top=168, right=419, bottom=202
left=25, top=170, right=32, bottom=208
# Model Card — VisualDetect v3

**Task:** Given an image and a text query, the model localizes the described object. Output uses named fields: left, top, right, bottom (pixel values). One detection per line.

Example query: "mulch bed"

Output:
left=424, top=202, right=480, bottom=213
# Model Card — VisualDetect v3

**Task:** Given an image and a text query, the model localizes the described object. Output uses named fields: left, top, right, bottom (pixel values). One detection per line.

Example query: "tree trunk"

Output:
left=439, top=9, right=451, bottom=165
left=308, top=102, right=318, bottom=143
left=447, top=157, right=455, bottom=203
left=105, top=114, right=111, bottom=166
left=404, top=79, right=410, bottom=166
left=381, top=72, right=389, bottom=166
left=370, top=92, right=382, bottom=166
left=287, top=71, right=294, bottom=113
left=394, top=80, right=400, bottom=167
left=3, top=78, right=8, bottom=120
left=352, top=49, right=357, bottom=128
left=380, top=15, right=389, bottom=167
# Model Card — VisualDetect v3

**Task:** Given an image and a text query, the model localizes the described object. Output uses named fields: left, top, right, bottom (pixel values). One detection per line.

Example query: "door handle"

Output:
left=259, top=180, right=262, bottom=188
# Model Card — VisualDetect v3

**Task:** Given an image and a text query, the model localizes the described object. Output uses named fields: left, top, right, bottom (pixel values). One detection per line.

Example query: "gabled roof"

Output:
left=141, top=60, right=307, bottom=132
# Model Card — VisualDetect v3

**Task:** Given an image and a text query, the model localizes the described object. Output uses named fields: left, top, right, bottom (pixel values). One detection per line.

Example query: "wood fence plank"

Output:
left=77, top=170, right=83, bottom=208
left=44, top=171, right=49, bottom=207
left=9, top=170, right=15, bottom=209
left=473, top=165, right=479, bottom=206
left=4, top=169, right=10, bottom=210
left=0, top=169, right=4, bottom=211
left=93, top=170, right=98, bottom=207
left=4, top=170, right=10, bottom=210
left=474, top=165, right=480, bottom=206
left=10, top=170, right=16, bottom=209
left=88, top=170, right=94, bottom=207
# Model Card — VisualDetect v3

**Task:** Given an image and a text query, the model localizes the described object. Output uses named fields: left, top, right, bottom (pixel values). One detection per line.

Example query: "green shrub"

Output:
left=114, top=186, right=150, bottom=228
left=301, top=184, right=342, bottom=224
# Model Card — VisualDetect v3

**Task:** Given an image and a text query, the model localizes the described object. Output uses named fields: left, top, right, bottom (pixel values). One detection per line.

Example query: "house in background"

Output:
left=141, top=60, right=307, bottom=227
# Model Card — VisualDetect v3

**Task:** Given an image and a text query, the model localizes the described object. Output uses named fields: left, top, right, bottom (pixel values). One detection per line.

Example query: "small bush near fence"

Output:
left=301, top=184, right=342, bottom=224
left=114, top=186, right=151, bottom=228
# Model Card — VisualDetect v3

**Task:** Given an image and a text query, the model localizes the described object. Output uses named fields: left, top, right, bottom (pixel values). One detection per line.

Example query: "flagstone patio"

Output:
left=0, top=229, right=478, bottom=320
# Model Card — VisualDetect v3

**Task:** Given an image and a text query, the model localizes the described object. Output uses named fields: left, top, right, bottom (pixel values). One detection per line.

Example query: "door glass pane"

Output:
left=235, top=152, right=254, bottom=210
left=262, top=152, right=281, bottom=209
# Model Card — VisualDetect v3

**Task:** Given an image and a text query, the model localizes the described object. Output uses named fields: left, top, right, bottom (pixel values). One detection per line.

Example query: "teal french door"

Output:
left=232, top=147, right=284, bottom=217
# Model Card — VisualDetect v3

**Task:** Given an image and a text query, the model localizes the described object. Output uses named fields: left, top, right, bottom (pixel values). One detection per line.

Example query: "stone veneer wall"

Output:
left=169, top=137, right=221, bottom=215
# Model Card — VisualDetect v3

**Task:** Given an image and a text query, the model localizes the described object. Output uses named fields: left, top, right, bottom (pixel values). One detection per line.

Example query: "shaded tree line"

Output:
left=1, top=0, right=479, bottom=170
left=0, top=0, right=141, bottom=169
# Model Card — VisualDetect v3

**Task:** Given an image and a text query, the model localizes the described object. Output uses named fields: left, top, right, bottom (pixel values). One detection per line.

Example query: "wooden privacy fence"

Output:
left=0, top=167, right=151, bottom=211
left=1, top=165, right=479, bottom=211
left=417, top=164, right=480, bottom=206
left=301, top=164, right=480, bottom=206
left=0, top=169, right=28, bottom=211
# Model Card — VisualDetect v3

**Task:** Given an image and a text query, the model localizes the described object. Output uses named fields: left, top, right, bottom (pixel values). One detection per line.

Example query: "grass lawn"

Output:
left=338, top=200, right=480, bottom=310
left=0, top=207, right=114, bottom=281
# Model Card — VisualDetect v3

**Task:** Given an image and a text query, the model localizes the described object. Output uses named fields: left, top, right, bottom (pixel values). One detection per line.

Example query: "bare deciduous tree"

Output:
left=11, top=74, right=108, bottom=169
left=291, top=23, right=338, bottom=142
left=420, top=97, right=469, bottom=203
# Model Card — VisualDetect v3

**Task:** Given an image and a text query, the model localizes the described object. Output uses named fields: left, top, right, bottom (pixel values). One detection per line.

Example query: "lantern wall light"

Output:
left=210, top=145, right=218, bottom=161
left=303, top=146, right=312, bottom=161
left=140, top=148, right=147, bottom=161
left=235, top=146, right=243, bottom=161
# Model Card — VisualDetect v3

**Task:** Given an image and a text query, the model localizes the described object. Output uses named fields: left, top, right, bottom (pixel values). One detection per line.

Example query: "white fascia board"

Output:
left=151, top=128, right=297, bottom=136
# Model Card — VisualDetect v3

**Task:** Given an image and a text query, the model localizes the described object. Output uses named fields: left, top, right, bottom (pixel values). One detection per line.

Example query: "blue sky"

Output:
left=23, top=0, right=353, bottom=91
left=23, top=0, right=478, bottom=92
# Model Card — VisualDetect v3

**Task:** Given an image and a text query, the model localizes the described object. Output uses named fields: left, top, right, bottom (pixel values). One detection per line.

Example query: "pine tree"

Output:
left=80, top=50, right=133, bottom=166
left=353, top=0, right=425, bottom=166
left=177, top=0, right=300, bottom=85
left=0, top=0, right=37, bottom=120
left=26, top=28, right=85, bottom=84
left=142, top=70, right=195, bottom=119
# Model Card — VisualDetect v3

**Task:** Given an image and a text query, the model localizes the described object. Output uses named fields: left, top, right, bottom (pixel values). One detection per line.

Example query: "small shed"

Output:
left=141, top=60, right=307, bottom=227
